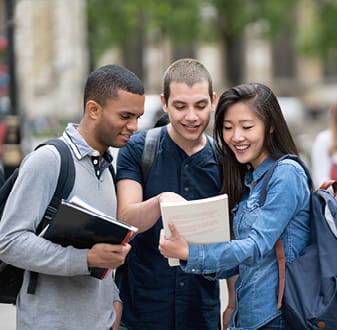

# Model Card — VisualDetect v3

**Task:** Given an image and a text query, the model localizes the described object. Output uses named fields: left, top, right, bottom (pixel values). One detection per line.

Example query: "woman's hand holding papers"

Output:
left=159, top=223, right=189, bottom=261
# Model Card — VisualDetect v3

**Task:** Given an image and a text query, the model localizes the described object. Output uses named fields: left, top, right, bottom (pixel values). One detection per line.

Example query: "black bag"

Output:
left=260, top=154, right=337, bottom=329
left=141, top=126, right=219, bottom=183
left=0, top=138, right=75, bottom=304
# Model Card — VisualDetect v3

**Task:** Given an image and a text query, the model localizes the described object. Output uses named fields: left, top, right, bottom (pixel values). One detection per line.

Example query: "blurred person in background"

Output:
left=311, top=103, right=337, bottom=188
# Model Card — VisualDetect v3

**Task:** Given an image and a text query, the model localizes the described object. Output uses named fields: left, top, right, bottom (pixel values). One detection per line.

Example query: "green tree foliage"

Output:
left=86, top=0, right=202, bottom=75
left=297, top=0, right=337, bottom=60
left=87, top=0, right=147, bottom=74
left=205, top=0, right=299, bottom=85
left=90, top=0, right=337, bottom=85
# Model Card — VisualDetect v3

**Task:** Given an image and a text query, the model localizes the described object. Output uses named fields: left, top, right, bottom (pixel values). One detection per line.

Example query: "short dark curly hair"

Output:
left=83, top=64, right=144, bottom=109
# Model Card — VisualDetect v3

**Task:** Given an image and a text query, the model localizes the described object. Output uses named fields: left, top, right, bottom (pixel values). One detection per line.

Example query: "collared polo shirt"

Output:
left=63, top=123, right=113, bottom=178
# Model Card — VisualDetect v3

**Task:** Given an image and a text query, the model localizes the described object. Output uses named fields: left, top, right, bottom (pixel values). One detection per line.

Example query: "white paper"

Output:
left=160, top=194, right=230, bottom=266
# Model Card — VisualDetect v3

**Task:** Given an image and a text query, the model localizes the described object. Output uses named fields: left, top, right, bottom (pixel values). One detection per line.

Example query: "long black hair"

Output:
left=213, top=83, right=298, bottom=212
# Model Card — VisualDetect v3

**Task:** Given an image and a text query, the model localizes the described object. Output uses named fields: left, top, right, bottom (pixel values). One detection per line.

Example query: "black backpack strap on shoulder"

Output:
left=35, top=138, right=76, bottom=232
left=27, top=138, right=75, bottom=295
left=259, top=154, right=312, bottom=207
left=141, top=127, right=162, bottom=183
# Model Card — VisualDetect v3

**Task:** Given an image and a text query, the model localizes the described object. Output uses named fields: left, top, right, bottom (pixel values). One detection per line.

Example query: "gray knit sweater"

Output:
left=0, top=126, right=119, bottom=330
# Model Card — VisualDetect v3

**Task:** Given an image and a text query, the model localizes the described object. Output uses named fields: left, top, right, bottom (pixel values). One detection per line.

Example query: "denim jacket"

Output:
left=180, top=157, right=311, bottom=330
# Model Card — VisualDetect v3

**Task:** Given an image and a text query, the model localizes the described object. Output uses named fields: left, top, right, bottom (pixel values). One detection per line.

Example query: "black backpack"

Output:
left=141, top=126, right=219, bottom=183
left=260, top=154, right=337, bottom=329
left=0, top=138, right=75, bottom=304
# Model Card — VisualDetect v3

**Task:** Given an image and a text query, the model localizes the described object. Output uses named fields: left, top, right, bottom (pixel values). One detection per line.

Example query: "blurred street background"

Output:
left=1, top=0, right=337, bottom=328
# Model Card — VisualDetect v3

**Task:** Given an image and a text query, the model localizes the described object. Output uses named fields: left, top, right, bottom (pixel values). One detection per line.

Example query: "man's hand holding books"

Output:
left=87, top=243, right=131, bottom=270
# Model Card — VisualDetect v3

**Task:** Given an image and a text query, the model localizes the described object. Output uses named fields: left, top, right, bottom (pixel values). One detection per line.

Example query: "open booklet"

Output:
left=41, top=196, right=138, bottom=279
left=160, top=193, right=230, bottom=266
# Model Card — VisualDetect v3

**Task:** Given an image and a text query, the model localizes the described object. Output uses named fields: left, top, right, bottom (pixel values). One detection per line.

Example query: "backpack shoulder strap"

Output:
left=28, top=138, right=75, bottom=295
left=258, top=154, right=312, bottom=310
left=259, top=154, right=312, bottom=207
left=0, top=139, right=75, bottom=215
left=141, top=127, right=162, bottom=183
left=35, top=138, right=76, bottom=232
left=140, top=130, right=218, bottom=184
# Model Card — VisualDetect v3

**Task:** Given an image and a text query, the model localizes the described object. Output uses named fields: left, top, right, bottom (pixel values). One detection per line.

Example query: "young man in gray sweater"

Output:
left=0, top=64, right=145, bottom=330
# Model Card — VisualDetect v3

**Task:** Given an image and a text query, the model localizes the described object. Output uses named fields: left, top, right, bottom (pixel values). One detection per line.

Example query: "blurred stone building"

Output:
left=0, top=0, right=88, bottom=160
left=14, top=0, right=88, bottom=126
left=1, top=0, right=336, bottom=151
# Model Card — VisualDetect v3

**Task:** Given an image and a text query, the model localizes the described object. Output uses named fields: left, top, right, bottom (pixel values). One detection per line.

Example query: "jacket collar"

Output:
left=244, top=157, right=275, bottom=189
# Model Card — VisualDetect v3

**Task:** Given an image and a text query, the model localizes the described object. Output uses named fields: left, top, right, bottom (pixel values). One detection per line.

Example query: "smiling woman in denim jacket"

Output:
left=159, top=83, right=311, bottom=330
